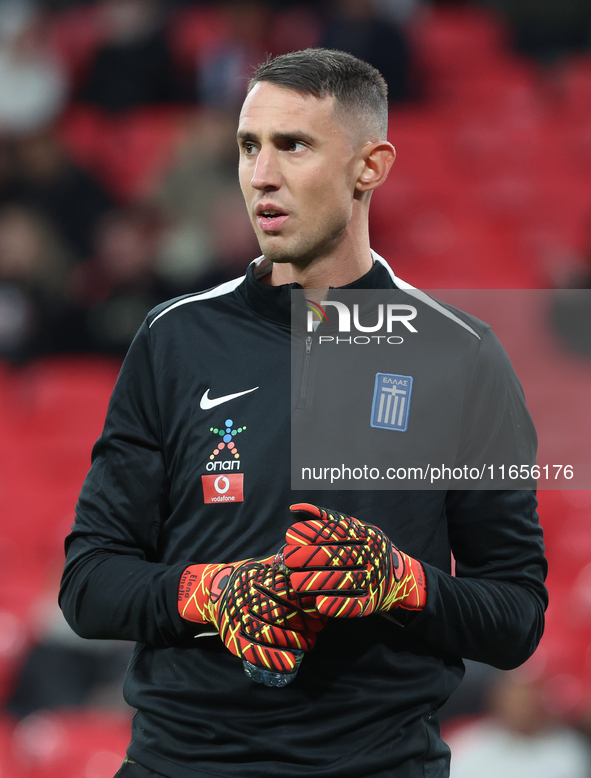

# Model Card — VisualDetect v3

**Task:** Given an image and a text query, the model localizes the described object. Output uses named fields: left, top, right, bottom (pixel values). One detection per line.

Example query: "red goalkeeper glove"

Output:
left=177, top=554, right=324, bottom=674
left=283, top=504, right=427, bottom=618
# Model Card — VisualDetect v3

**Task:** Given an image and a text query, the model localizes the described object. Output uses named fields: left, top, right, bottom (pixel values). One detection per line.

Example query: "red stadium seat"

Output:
left=387, top=107, right=453, bottom=180
left=101, top=106, right=190, bottom=199
left=11, top=709, right=132, bottom=778
left=49, top=4, right=106, bottom=88
left=375, top=205, right=537, bottom=289
left=552, top=508, right=591, bottom=584
left=411, top=4, right=510, bottom=81
left=0, top=714, right=18, bottom=778
left=556, top=54, right=591, bottom=126
left=166, top=5, right=228, bottom=73
left=538, top=566, right=591, bottom=714
left=449, top=117, right=548, bottom=181
left=0, top=358, right=119, bottom=597
left=437, top=60, right=544, bottom=128
left=58, top=104, right=190, bottom=201
left=57, top=104, right=114, bottom=191
left=0, top=610, right=29, bottom=703
left=14, top=356, right=119, bottom=439
left=371, top=107, right=461, bottom=246
left=467, top=173, right=546, bottom=230
left=557, top=123, right=591, bottom=183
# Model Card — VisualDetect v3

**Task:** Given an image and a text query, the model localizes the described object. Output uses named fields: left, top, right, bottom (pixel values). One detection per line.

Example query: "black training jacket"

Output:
left=60, top=254, right=548, bottom=778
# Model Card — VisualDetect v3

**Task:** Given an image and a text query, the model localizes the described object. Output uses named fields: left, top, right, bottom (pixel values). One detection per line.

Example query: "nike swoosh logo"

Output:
left=200, top=386, right=259, bottom=410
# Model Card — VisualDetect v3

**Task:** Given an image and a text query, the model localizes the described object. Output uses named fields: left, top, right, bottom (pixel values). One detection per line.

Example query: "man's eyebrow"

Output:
left=237, top=130, right=316, bottom=144
left=237, top=130, right=257, bottom=142
left=270, top=130, right=316, bottom=145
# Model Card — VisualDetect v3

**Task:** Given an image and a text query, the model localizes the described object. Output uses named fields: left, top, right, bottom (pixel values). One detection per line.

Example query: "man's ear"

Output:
left=355, top=141, right=396, bottom=193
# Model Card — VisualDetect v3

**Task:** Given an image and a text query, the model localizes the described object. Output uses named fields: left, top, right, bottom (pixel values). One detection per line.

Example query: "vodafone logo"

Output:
left=202, top=473, right=244, bottom=504
left=214, top=476, right=230, bottom=494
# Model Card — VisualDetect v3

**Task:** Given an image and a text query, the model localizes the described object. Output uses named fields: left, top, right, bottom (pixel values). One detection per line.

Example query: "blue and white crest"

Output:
left=370, top=373, right=413, bottom=432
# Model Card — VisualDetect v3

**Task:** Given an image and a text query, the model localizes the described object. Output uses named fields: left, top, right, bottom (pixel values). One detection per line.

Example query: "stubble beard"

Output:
left=256, top=213, right=350, bottom=267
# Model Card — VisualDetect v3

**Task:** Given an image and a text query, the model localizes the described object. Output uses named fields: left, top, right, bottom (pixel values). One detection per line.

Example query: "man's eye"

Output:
left=243, top=142, right=256, bottom=155
left=288, top=141, right=306, bottom=153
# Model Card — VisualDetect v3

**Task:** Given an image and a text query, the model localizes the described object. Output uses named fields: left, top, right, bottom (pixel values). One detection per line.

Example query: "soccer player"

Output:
left=60, top=49, right=547, bottom=778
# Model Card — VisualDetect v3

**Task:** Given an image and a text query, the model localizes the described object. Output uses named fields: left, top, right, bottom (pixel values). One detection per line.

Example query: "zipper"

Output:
left=297, top=335, right=313, bottom=409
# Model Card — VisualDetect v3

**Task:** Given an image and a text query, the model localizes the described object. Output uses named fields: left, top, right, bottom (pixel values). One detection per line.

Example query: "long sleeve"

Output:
left=401, top=321, right=547, bottom=669
left=401, top=488, right=548, bottom=670
left=59, top=321, right=195, bottom=647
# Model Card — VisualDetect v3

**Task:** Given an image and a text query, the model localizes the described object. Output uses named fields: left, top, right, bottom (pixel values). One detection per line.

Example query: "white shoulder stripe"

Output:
left=371, top=251, right=481, bottom=340
left=149, top=275, right=245, bottom=328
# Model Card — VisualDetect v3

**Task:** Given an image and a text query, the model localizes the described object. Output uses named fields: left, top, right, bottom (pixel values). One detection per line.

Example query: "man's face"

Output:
left=237, top=82, right=364, bottom=265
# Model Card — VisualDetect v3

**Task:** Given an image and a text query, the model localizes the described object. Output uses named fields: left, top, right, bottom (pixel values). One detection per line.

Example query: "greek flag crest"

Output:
left=370, top=373, right=413, bottom=432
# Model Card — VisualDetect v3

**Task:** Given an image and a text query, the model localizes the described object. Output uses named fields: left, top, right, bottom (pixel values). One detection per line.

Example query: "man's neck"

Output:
left=262, top=241, right=374, bottom=290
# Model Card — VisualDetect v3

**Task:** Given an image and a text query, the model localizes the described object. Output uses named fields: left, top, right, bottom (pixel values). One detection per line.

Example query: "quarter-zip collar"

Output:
left=236, top=253, right=399, bottom=327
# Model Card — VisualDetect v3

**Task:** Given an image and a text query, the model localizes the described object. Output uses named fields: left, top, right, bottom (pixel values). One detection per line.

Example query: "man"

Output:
left=60, top=49, right=547, bottom=778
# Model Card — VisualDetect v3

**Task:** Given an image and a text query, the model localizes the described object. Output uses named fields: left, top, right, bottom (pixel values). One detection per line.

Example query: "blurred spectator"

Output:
left=548, top=216, right=591, bottom=358
left=68, top=205, right=177, bottom=355
left=195, top=1, right=324, bottom=111
left=80, top=0, right=181, bottom=112
left=447, top=671, right=591, bottom=778
left=268, top=2, right=323, bottom=58
left=155, top=107, right=259, bottom=290
left=373, top=0, right=426, bottom=25
left=0, top=0, right=69, bottom=133
left=479, top=0, right=591, bottom=61
left=0, top=129, right=114, bottom=261
left=7, top=567, right=133, bottom=717
left=439, top=660, right=501, bottom=726
left=0, top=203, right=72, bottom=362
left=197, top=0, right=272, bottom=112
left=550, top=288, right=591, bottom=359
left=321, top=0, right=413, bottom=103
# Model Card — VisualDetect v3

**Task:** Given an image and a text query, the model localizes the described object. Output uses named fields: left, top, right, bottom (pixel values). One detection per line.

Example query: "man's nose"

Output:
left=251, top=148, right=281, bottom=191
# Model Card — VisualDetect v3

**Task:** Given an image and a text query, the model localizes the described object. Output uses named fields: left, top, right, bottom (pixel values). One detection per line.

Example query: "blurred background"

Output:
left=0, top=0, right=591, bottom=775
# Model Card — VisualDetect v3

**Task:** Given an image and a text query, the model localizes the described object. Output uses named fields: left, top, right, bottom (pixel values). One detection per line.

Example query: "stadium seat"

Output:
left=411, top=4, right=510, bottom=82
left=556, top=54, right=591, bottom=126
left=0, top=608, right=30, bottom=704
left=59, top=104, right=189, bottom=201
left=98, top=106, right=190, bottom=200
left=0, top=358, right=118, bottom=603
left=0, top=713, right=18, bottom=778
left=10, top=709, right=132, bottom=778
left=538, top=572, right=591, bottom=715
left=57, top=104, right=114, bottom=192
left=437, top=60, right=544, bottom=128
left=449, top=119, right=547, bottom=181
left=14, top=356, right=119, bottom=439
left=1, top=480, right=79, bottom=559
left=48, top=4, right=106, bottom=85
left=467, top=173, right=545, bottom=229
left=552, top=510, right=591, bottom=584
left=371, top=107, right=461, bottom=247
left=558, top=123, right=591, bottom=182
left=166, top=5, right=228, bottom=74
left=374, top=175, right=539, bottom=289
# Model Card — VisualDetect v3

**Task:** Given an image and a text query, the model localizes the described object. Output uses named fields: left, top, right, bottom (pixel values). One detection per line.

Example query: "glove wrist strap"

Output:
left=178, top=563, right=226, bottom=625
left=383, top=550, right=427, bottom=611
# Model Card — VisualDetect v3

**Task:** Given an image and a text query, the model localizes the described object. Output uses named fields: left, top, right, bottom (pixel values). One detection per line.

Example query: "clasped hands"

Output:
left=178, top=504, right=426, bottom=675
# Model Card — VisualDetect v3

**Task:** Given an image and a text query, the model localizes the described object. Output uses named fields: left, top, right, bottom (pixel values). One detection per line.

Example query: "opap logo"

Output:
left=206, top=418, right=245, bottom=471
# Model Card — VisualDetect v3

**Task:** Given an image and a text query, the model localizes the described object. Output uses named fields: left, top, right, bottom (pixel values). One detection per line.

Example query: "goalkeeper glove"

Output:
left=284, top=503, right=427, bottom=618
left=177, top=554, right=324, bottom=674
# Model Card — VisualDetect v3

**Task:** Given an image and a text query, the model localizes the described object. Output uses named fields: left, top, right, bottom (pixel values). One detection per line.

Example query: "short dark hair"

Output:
left=248, top=48, right=388, bottom=141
